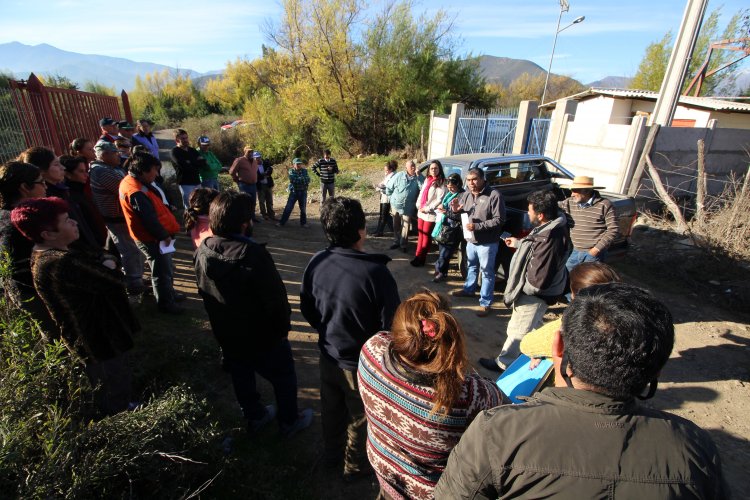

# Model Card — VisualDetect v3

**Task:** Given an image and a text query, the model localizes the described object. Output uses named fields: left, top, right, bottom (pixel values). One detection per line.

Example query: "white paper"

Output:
left=159, top=239, right=176, bottom=254
left=461, top=213, right=476, bottom=243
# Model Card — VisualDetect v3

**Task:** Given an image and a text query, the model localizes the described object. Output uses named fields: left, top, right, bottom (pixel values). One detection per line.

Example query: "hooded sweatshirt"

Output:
left=194, top=235, right=291, bottom=359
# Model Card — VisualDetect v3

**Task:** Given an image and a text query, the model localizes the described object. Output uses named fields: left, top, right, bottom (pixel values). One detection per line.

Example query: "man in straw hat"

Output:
left=558, top=175, right=619, bottom=273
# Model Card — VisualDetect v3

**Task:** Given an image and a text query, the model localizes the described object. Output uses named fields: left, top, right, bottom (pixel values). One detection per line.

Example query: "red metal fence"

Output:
left=4, top=73, right=132, bottom=159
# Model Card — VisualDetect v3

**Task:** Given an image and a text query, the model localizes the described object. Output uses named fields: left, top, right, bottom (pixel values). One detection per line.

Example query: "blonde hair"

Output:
left=390, top=290, right=468, bottom=416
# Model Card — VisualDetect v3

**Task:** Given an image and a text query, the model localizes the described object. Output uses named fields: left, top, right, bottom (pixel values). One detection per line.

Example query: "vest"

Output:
left=119, top=175, right=180, bottom=242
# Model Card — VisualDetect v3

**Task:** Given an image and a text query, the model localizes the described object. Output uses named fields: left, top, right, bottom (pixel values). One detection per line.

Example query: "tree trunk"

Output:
left=645, top=155, right=689, bottom=234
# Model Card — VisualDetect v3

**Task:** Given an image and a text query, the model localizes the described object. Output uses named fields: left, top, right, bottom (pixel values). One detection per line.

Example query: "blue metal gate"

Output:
left=453, top=107, right=518, bottom=155
left=526, top=118, right=551, bottom=155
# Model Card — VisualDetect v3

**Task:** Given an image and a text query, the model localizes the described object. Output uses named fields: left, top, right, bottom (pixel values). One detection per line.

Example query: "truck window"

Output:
left=485, top=161, right=544, bottom=187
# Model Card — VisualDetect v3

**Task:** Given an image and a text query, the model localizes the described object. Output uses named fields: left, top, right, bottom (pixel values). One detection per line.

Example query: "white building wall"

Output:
left=556, top=121, right=632, bottom=191
left=427, top=115, right=450, bottom=159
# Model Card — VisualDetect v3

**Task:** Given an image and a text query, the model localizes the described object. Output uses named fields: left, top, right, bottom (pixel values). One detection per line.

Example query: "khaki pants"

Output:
left=391, top=211, right=412, bottom=250
left=319, top=356, right=368, bottom=474
left=496, top=294, right=547, bottom=369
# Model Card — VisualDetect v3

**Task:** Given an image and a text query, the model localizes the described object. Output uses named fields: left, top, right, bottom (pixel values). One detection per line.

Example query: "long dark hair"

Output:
left=0, top=161, right=42, bottom=209
left=390, top=290, right=468, bottom=416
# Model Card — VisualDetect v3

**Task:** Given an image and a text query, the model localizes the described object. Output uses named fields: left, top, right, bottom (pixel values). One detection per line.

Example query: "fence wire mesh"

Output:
left=453, top=107, right=519, bottom=155
left=0, top=88, right=27, bottom=164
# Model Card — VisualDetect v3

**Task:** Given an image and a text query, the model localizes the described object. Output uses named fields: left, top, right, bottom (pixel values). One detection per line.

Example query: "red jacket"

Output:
left=119, top=175, right=180, bottom=242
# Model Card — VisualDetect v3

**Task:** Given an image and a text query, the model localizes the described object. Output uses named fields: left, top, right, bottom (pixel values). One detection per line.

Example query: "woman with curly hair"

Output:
left=358, top=290, right=505, bottom=499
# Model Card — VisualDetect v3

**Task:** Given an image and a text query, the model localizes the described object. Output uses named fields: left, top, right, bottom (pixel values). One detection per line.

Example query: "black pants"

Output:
left=375, top=202, right=393, bottom=234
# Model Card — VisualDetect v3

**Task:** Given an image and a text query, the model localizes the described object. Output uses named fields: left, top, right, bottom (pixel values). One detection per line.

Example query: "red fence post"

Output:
left=26, top=73, right=63, bottom=155
left=121, top=90, right=133, bottom=124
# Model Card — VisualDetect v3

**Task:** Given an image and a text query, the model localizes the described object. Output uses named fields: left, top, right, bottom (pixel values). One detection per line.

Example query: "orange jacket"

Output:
left=119, top=175, right=180, bottom=242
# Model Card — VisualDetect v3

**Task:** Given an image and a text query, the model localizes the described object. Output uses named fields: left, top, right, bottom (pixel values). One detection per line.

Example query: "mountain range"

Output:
left=0, top=41, right=216, bottom=91
left=6, top=41, right=746, bottom=95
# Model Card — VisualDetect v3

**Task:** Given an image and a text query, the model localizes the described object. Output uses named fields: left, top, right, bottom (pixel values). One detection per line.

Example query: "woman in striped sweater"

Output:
left=358, top=290, right=505, bottom=499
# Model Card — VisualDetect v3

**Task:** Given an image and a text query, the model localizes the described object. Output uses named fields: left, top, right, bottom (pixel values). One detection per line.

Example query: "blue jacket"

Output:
left=300, top=247, right=400, bottom=371
left=385, top=171, right=423, bottom=217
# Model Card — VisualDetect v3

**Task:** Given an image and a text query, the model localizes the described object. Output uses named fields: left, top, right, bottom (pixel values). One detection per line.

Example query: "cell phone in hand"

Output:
left=500, top=231, right=512, bottom=239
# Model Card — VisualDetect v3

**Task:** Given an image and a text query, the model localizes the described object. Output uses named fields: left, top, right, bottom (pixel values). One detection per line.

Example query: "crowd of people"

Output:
left=0, top=117, right=724, bottom=498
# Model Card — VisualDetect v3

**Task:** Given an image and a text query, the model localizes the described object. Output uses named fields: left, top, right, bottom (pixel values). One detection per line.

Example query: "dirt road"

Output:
left=165, top=192, right=749, bottom=498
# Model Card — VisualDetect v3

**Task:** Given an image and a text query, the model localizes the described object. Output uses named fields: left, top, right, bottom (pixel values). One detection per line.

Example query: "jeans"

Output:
left=374, top=202, right=393, bottom=234
left=566, top=248, right=607, bottom=273
left=279, top=190, right=307, bottom=225
left=238, top=182, right=259, bottom=220
left=414, top=218, right=435, bottom=263
left=106, top=222, right=144, bottom=292
left=135, top=240, right=175, bottom=308
left=496, top=294, right=548, bottom=369
left=320, top=356, right=368, bottom=474
left=435, top=242, right=458, bottom=275
left=201, top=178, right=220, bottom=190
left=179, top=184, right=199, bottom=209
left=321, top=182, right=335, bottom=202
left=223, top=339, right=299, bottom=426
left=462, top=241, right=499, bottom=307
left=258, top=183, right=274, bottom=219
left=391, top=211, right=412, bottom=249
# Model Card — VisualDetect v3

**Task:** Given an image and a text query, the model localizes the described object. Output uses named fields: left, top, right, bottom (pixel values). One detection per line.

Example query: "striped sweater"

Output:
left=559, top=193, right=619, bottom=251
left=312, top=157, right=338, bottom=184
left=89, top=161, right=127, bottom=221
left=358, top=333, right=505, bottom=500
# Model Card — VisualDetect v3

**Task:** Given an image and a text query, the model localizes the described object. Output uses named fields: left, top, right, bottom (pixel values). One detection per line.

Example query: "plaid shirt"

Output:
left=289, top=167, right=310, bottom=193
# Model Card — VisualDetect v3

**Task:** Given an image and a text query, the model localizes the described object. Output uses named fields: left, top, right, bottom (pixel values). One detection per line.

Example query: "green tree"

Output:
left=630, top=8, right=747, bottom=95
left=39, top=73, right=78, bottom=89
left=82, top=81, right=116, bottom=96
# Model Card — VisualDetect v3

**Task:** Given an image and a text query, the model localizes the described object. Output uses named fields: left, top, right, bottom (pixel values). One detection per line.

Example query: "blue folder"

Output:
left=495, top=354, right=554, bottom=404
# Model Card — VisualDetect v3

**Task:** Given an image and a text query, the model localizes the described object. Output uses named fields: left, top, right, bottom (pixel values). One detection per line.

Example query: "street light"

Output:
left=540, top=2, right=585, bottom=108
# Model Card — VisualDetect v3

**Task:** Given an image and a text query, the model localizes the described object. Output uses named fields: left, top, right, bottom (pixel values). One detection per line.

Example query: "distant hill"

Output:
left=476, top=55, right=546, bottom=86
left=0, top=42, right=219, bottom=91
left=586, top=76, right=632, bottom=89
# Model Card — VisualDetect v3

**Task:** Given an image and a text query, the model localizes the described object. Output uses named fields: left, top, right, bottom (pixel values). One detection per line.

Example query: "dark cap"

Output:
left=447, top=173, right=462, bottom=185
left=118, top=121, right=134, bottom=130
left=99, top=117, right=117, bottom=127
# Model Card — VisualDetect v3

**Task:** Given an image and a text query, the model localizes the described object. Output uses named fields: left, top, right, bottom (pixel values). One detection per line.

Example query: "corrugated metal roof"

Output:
left=543, top=88, right=750, bottom=113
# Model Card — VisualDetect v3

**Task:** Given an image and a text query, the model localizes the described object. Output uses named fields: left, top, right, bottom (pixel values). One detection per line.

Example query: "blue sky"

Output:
left=0, top=0, right=746, bottom=84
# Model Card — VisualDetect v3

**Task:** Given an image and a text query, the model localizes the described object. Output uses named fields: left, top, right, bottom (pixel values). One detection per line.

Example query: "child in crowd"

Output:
left=193, top=190, right=312, bottom=437
left=11, top=197, right=139, bottom=415
left=184, top=188, right=219, bottom=249
left=276, top=158, right=310, bottom=227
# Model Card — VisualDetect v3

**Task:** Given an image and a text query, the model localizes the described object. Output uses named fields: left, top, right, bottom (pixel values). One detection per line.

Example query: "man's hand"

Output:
left=588, top=247, right=600, bottom=257
left=465, top=222, right=475, bottom=232
left=163, top=237, right=172, bottom=246
left=504, top=236, right=519, bottom=248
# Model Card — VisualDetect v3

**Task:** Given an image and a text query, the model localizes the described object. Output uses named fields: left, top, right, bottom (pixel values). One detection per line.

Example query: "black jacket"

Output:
left=170, top=147, right=205, bottom=185
left=194, top=235, right=291, bottom=359
left=300, top=247, right=400, bottom=371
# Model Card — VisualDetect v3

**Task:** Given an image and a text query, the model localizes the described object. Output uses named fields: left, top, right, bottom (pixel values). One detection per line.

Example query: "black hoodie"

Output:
left=194, top=234, right=291, bottom=359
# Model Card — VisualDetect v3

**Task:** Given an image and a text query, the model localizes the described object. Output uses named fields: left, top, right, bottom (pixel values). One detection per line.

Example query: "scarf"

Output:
left=419, top=175, right=436, bottom=209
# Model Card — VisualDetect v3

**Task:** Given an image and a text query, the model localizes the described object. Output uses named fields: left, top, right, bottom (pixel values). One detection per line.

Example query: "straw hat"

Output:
left=563, top=176, right=604, bottom=190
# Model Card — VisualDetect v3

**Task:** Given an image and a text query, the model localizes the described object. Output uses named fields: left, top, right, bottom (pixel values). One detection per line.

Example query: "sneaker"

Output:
left=433, top=272, right=445, bottom=283
left=479, top=357, right=504, bottom=373
left=275, top=222, right=284, bottom=227
left=252, top=217, right=262, bottom=224
left=389, top=243, right=400, bottom=250
left=280, top=408, right=313, bottom=438
left=248, top=404, right=276, bottom=433
left=476, top=306, right=492, bottom=317
left=451, top=289, right=476, bottom=298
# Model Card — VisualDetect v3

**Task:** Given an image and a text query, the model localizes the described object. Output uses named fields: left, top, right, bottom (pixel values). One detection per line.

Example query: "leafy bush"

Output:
left=0, top=258, right=224, bottom=498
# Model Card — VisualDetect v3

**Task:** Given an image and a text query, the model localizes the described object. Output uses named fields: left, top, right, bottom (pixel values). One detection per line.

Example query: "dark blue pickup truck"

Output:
left=419, top=153, right=637, bottom=277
